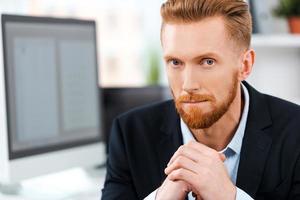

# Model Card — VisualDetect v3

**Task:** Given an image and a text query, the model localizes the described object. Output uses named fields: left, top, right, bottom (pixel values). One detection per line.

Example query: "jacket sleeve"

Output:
left=288, top=153, right=300, bottom=199
left=101, top=118, right=138, bottom=200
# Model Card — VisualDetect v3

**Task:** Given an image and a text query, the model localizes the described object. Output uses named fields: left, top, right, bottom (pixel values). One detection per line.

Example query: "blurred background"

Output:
left=0, top=0, right=298, bottom=88
left=0, top=0, right=166, bottom=87
left=0, top=0, right=299, bottom=199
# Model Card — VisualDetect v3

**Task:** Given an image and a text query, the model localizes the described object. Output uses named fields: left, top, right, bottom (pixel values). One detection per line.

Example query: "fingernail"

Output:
left=164, top=168, right=168, bottom=174
left=167, top=161, right=171, bottom=166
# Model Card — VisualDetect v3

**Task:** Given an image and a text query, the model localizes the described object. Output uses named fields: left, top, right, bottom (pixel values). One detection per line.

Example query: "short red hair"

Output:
left=161, top=0, right=252, bottom=49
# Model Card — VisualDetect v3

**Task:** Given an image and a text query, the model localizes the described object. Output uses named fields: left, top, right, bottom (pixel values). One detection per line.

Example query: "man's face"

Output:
left=162, top=17, right=243, bottom=129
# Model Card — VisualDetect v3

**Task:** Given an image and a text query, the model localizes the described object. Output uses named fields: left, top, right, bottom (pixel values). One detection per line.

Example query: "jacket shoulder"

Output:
left=263, top=94, right=300, bottom=151
left=116, top=99, right=175, bottom=125
left=265, top=94, right=300, bottom=120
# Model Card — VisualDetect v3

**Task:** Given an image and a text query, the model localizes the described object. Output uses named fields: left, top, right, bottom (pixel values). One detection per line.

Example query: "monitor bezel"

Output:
left=1, top=14, right=103, bottom=160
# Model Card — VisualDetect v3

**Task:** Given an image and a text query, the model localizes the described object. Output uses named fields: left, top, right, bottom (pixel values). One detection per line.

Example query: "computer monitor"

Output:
left=0, top=14, right=105, bottom=185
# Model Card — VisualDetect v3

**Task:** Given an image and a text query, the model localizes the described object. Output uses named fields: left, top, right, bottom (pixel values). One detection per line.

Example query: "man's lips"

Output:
left=181, top=100, right=209, bottom=103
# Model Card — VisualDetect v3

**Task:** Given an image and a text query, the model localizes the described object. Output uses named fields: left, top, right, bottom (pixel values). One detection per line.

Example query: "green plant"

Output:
left=146, top=48, right=160, bottom=85
left=274, top=0, right=300, bottom=17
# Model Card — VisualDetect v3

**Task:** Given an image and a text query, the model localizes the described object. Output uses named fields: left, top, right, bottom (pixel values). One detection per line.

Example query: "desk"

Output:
left=0, top=167, right=106, bottom=200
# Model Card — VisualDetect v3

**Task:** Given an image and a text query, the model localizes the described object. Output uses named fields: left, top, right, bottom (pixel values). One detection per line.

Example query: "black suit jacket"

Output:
left=101, top=82, right=300, bottom=199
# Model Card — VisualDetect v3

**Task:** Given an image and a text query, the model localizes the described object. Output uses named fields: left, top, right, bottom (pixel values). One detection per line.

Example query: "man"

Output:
left=101, top=0, right=300, bottom=199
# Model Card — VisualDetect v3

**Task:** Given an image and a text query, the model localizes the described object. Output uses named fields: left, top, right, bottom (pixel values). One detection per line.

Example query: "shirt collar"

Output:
left=181, top=83, right=250, bottom=155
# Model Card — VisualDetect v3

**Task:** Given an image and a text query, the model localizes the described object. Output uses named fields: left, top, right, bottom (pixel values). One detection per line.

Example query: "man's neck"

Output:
left=190, top=86, right=245, bottom=151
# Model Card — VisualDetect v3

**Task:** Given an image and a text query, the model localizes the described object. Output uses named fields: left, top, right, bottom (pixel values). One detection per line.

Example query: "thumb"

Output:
left=219, top=153, right=226, bottom=162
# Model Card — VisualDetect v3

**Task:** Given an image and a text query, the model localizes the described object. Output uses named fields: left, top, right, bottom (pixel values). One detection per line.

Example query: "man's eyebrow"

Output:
left=163, top=52, right=221, bottom=61
left=191, top=53, right=220, bottom=61
left=163, top=55, right=179, bottom=60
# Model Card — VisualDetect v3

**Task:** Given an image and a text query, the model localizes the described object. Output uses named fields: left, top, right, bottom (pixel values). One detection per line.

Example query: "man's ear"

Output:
left=239, top=49, right=255, bottom=81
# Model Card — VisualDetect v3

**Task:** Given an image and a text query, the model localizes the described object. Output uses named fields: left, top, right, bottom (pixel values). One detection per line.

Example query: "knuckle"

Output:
left=175, top=168, right=184, bottom=178
left=187, top=141, right=195, bottom=147
left=169, top=171, right=176, bottom=179
left=177, top=146, right=185, bottom=154
left=174, top=156, right=184, bottom=166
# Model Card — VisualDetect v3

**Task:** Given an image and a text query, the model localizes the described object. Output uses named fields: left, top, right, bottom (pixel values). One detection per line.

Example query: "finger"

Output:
left=168, top=168, right=199, bottom=188
left=168, top=145, right=205, bottom=166
left=186, top=141, right=226, bottom=162
left=165, top=155, right=198, bottom=175
left=220, top=153, right=226, bottom=162
left=168, top=143, right=226, bottom=166
left=186, top=141, right=218, bottom=158
left=168, top=168, right=210, bottom=198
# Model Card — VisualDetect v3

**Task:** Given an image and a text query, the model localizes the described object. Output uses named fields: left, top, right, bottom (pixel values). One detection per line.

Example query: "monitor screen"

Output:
left=102, top=86, right=171, bottom=153
left=2, top=15, right=102, bottom=159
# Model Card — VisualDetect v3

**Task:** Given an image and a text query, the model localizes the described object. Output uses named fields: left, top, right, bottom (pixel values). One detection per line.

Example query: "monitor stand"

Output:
left=0, top=183, right=21, bottom=195
left=0, top=182, right=72, bottom=200
left=0, top=167, right=106, bottom=200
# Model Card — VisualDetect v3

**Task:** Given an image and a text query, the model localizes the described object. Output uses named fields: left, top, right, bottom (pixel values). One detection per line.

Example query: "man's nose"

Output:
left=182, top=67, right=200, bottom=94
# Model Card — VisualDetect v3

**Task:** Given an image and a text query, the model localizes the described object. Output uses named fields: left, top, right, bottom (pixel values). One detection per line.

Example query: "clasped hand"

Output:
left=156, top=141, right=236, bottom=200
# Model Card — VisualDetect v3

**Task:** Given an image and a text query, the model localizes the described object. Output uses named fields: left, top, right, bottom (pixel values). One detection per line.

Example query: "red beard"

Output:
left=174, top=73, right=239, bottom=129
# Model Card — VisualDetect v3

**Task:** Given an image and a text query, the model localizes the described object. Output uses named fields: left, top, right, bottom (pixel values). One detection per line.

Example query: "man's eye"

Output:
left=204, top=59, right=215, bottom=65
left=170, top=59, right=181, bottom=66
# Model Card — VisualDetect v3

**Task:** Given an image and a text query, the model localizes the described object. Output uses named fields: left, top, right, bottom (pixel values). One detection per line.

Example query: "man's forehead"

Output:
left=162, top=21, right=227, bottom=55
left=161, top=17, right=228, bottom=41
left=161, top=18, right=240, bottom=59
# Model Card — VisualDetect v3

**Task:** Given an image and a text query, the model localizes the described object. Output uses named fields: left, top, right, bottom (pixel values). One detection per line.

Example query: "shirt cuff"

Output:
left=144, top=187, right=252, bottom=200
left=144, top=189, right=157, bottom=200
left=236, top=187, right=254, bottom=200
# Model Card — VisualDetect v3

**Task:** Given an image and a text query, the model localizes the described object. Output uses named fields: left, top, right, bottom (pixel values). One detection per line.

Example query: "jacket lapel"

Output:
left=156, top=100, right=183, bottom=181
left=236, top=82, right=273, bottom=198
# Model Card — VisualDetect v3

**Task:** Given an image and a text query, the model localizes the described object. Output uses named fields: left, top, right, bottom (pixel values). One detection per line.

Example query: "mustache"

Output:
left=177, top=94, right=215, bottom=103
